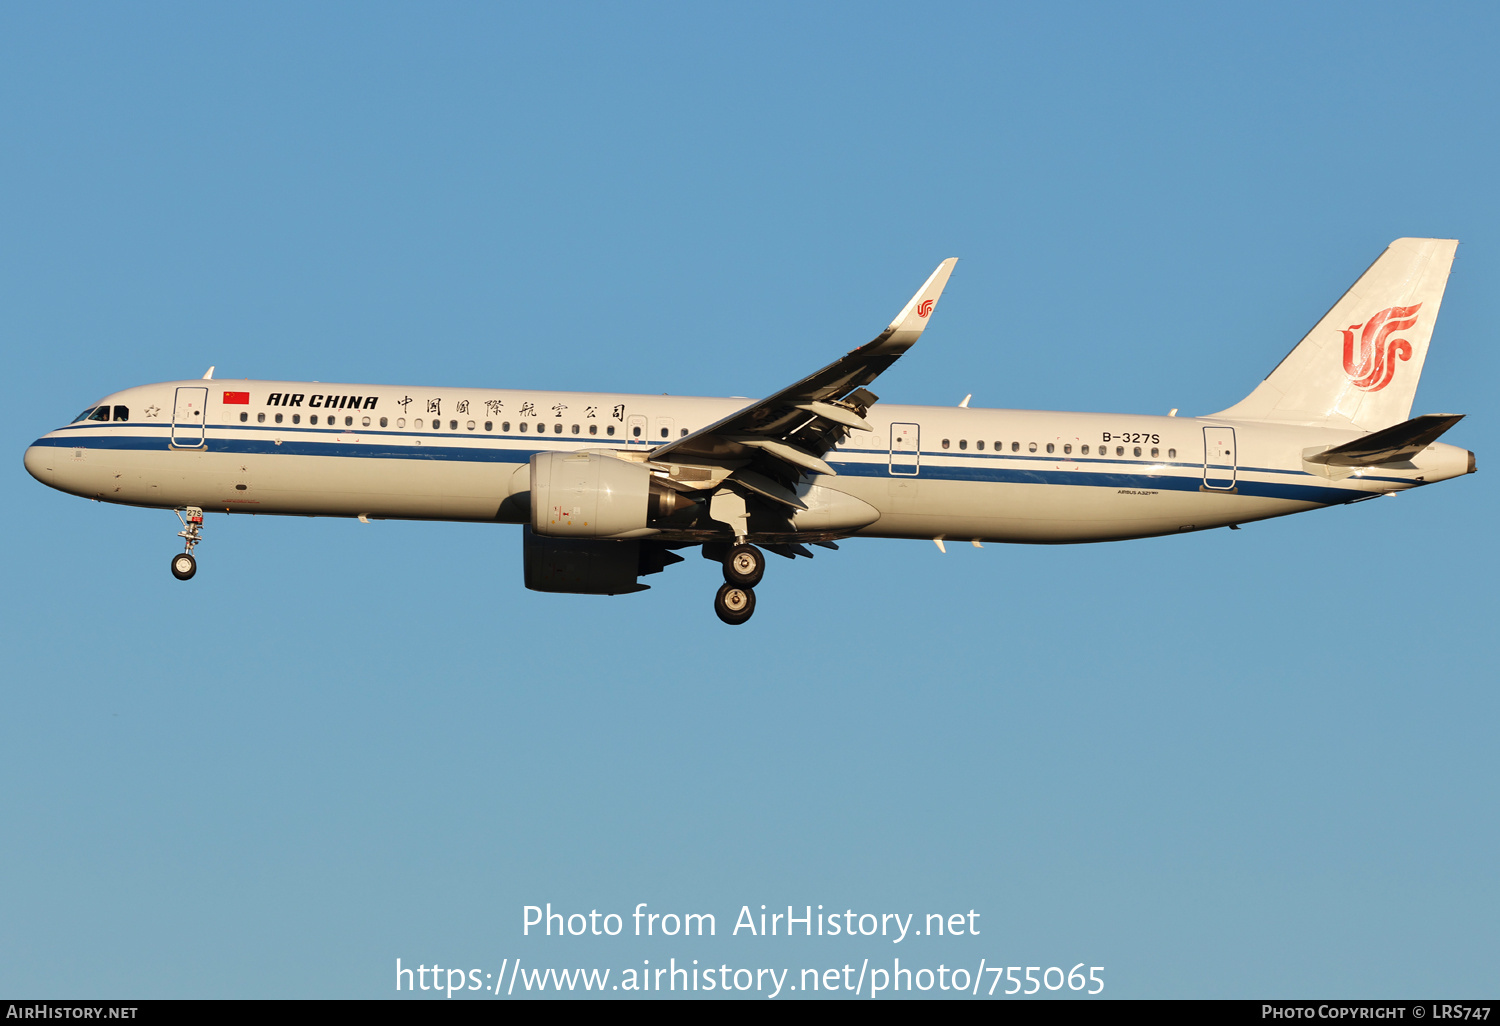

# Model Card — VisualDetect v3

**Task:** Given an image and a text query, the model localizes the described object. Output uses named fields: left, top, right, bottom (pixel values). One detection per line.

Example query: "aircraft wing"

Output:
left=648, top=258, right=957, bottom=491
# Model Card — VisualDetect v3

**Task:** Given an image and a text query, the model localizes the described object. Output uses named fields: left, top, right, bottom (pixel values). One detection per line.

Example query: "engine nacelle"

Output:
left=530, top=450, right=696, bottom=538
left=522, top=527, right=687, bottom=595
left=523, top=528, right=648, bottom=594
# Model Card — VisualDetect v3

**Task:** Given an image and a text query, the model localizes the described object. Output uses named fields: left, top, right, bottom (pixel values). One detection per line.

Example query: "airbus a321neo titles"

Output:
left=25, top=239, right=1476, bottom=624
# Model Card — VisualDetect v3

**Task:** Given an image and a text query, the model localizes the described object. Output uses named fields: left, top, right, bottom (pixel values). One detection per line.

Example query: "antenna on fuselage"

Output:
left=958, top=394, right=971, bottom=408
left=202, top=366, right=215, bottom=380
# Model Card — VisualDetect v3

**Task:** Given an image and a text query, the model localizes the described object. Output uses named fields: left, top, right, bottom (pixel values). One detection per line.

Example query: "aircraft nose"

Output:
left=24, top=442, right=58, bottom=487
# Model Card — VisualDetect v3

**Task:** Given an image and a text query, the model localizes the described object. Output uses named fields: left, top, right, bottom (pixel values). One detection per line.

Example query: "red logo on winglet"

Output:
left=917, top=299, right=934, bottom=318
left=1341, top=304, right=1421, bottom=393
left=222, top=391, right=250, bottom=404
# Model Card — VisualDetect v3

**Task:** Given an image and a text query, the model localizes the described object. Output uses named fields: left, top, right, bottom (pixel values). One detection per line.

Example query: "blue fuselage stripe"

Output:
left=29, top=430, right=1377, bottom=506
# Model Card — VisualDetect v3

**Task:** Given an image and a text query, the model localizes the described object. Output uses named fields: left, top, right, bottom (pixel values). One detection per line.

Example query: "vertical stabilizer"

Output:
left=1212, top=238, right=1458, bottom=431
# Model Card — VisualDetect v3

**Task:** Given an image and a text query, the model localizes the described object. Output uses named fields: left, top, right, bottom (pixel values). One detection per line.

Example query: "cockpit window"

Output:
left=87, top=406, right=110, bottom=422
left=113, top=406, right=129, bottom=421
left=73, top=405, right=107, bottom=423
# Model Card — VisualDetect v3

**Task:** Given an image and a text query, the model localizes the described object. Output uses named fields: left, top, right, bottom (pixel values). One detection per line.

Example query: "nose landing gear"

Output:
left=171, top=507, right=204, bottom=581
left=713, top=543, right=764, bottom=624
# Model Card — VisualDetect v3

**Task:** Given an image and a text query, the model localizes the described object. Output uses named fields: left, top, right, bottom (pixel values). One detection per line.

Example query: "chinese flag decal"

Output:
left=222, top=391, right=250, bottom=404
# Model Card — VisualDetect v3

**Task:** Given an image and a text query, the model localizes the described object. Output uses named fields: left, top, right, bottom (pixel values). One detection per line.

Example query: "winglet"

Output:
left=882, top=258, right=957, bottom=347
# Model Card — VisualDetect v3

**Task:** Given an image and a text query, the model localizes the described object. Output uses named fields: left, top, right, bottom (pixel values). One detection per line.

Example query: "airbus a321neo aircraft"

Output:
left=25, top=238, right=1475, bottom=624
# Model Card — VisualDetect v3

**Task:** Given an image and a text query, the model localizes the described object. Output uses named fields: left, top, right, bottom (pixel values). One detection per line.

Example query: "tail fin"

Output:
left=1212, top=238, right=1458, bottom=431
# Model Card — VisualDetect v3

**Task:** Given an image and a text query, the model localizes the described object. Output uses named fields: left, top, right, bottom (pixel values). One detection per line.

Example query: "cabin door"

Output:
left=171, top=387, right=208, bottom=448
left=889, top=422, right=920, bottom=475
left=1202, top=427, right=1237, bottom=490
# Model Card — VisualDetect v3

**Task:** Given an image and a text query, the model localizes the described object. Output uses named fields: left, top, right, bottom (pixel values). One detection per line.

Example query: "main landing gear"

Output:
left=714, top=582, right=756, bottom=625
left=170, top=507, right=204, bottom=581
left=713, top=543, right=766, bottom=625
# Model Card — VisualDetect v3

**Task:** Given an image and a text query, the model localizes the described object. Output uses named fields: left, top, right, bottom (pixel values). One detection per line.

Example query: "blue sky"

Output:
left=2, top=2, right=1496, bottom=998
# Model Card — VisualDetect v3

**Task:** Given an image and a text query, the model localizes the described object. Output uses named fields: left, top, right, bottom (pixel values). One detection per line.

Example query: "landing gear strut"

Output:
left=171, top=507, right=204, bottom=581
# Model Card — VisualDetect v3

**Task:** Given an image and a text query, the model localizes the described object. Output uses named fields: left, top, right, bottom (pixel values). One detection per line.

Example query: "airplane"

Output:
left=24, top=238, right=1475, bottom=625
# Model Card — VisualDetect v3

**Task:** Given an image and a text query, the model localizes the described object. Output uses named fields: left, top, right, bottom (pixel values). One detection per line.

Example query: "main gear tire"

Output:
left=722, top=543, right=765, bottom=587
left=713, top=583, right=756, bottom=625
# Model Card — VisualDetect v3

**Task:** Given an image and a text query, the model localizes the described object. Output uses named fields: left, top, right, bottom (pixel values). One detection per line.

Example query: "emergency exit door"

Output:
left=1202, top=426, right=1237, bottom=490
left=889, top=423, right=920, bottom=475
left=171, top=387, right=208, bottom=448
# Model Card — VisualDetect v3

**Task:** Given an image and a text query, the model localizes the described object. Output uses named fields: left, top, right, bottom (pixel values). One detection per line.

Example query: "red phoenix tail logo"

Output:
left=1341, top=304, right=1421, bottom=392
left=916, top=299, right=934, bottom=318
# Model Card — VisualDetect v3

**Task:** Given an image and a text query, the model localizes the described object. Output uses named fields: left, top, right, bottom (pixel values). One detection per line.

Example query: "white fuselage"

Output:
left=24, top=379, right=1473, bottom=544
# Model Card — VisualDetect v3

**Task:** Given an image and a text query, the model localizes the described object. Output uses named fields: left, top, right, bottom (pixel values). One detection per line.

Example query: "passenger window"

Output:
left=941, top=439, right=950, bottom=449
left=1046, top=443, right=1054, bottom=454
left=311, top=415, right=320, bottom=425
left=660, top=427, right=668, bottom=438
left=976, top=440, right=984, bottom=451
left=363, top=416, right=371, bottom=427
left=449, top=420, right=458, bottom=430
left=571, top=424, right=580, bottom=435
left=467, top=420, right=475, bottom=430
left=1133, top=446, right=1142, bottom=457
left=1081, top=444, right=1089, bottom=455
left=1011, top=441, right=1020, bottom=452
left=958, top=439, right=967, bottom=450
left=380, top=417, right=389, bottom=427
left=113, top=406, right=129, bottom=421
left=1028, top=442, right=1037, bottom=453
left=292, top=414, right=301, bottom=424
left=501, top=421, right=510, bottom=432
left=346, top=416, right=354, bottom=427
left=589, top=424, right=598, bottom=435
left=257, top=412, right=266, bottom=423
left=484, top=421, right=492, bottom=431
left=680, top=428, right=688, bottom=437
left=607, top=425, right=616, bottom=436
left=632, top=426, right=642, bottom=438
left=554, top=423, right=563, bottom=434
left=1063, top=443, right=1072, bottom=454
left=239, top=412, right=248, bottom=422
left=396, top=417, right=405, bottom=428
left=275, top=413, right=284, bottom=424
left=1150, top=446, right=1158, bottom=458
left=1115, top=445, right=1124, bottom=456
left=520, top=421, right=528, bottom=432
left=1167, top=448, right=1176, bottom=459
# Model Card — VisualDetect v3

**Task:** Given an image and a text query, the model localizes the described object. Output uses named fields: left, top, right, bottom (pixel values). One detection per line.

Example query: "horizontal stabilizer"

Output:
left=1305, top=413, right=1464, bottom=466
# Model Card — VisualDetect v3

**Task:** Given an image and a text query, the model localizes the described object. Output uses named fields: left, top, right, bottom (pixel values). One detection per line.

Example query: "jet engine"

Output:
left=529, top=451, right=696, bottom=538
left=522, top=527, right=684, bottom=595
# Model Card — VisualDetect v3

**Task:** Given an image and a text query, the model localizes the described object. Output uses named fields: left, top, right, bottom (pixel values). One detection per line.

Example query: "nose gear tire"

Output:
left=714, top=583, right=756, bottom=625
left=722, top=544, right=765, bottom=587
left=171, top=552, right=197, bottom=581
